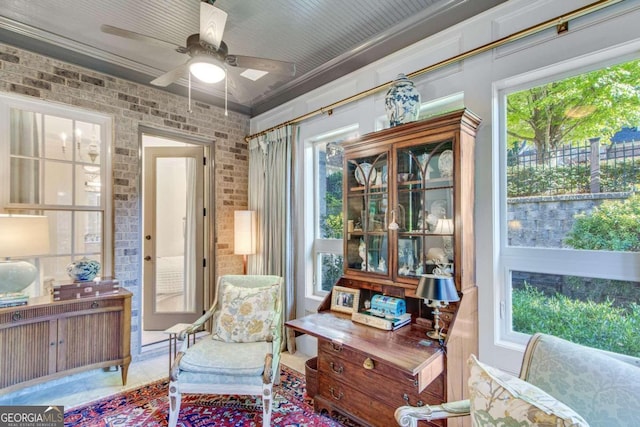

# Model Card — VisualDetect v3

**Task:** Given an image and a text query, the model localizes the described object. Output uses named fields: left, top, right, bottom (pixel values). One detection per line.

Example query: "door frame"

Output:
left=138, top=126, right=216, bottom=334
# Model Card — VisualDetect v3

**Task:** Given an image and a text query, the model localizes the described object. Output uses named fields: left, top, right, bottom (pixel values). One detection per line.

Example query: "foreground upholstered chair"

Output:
left=395, top=333, right=640, bottom=427
left=168, top=274, right=284, bottom=427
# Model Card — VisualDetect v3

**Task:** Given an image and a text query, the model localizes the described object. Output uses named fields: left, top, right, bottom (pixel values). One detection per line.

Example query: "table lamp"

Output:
left=433, top=217, right=454, bottom=259
left=0, top=214, right=50, bottom=296
left=416, top=274, right=459, bottom=340
left=234, top=210, right=256, bottom=275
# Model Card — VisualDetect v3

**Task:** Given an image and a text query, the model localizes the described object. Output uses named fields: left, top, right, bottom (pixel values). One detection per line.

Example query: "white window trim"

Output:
left=494, top=46, right=640, bottom=353
left=0, top=92, right=114, bottom=278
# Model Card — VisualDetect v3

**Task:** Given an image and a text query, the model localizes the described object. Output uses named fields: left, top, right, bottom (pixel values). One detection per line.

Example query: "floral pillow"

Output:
left=468, top=355, right=590, bottom=427
left=212, top=281, right=279, bottom=343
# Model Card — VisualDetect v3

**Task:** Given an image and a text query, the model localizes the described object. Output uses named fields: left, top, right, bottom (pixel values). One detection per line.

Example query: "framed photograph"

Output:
left=331, top=286, right=360, bottom=314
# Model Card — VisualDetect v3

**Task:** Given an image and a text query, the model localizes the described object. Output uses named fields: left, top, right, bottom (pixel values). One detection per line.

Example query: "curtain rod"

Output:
left=245, top=0, right=623, bottom=143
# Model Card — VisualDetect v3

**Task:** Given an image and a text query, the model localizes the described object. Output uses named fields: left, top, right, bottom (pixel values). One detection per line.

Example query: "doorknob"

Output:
left=144, top=256, right=151, bottom=261
left=145, top=235, right=151, bottom=240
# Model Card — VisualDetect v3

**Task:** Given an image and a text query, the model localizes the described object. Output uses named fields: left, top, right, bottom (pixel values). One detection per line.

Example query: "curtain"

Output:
left=248, top=125, right=298, bottom=353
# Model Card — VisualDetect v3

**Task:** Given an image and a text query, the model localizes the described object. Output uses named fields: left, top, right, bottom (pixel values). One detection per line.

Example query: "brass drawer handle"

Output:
left=329, top=387, right=344, bottom=401
left=329, top=362, right=343, bottom=374
left=403, top=393, right=425, bottom=407
left=363, top=357, right=374, bottom=370
left=11, top=311, right=22, bottom=322
left=330, top=343, right=342, bottom=352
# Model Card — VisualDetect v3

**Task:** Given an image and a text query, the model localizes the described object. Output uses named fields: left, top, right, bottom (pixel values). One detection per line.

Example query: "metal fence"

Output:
left=507, top=139, right=640, bottom=197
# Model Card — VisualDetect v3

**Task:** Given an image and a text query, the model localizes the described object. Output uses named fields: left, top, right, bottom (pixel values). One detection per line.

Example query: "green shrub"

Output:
left=513, top=284, right=640, bottom=357
left=564, top=194, right=640, bottom=251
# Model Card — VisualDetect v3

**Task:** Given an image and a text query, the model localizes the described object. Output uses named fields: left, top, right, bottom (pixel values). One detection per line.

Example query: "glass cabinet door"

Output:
left=395, top=140, right=454, bottom=279
left=345, top=152, right=389, bottom=276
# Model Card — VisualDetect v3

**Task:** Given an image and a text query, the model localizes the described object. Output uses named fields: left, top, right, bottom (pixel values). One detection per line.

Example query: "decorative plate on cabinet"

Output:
left=355, top=163, right=376, bottom=185
left=438, top=150, right=453, bottom=177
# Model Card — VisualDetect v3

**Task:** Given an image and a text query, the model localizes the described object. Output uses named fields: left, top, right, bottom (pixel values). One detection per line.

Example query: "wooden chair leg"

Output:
left=168, top=381, right=181, bottom=427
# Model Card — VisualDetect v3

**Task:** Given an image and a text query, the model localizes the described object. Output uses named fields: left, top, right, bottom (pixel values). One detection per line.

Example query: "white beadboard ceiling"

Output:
left=0, top=0, right=505, bottom=116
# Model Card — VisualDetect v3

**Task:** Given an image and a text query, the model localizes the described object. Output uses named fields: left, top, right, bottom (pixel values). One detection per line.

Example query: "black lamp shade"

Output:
left=416, top=275, right=459, bottom=302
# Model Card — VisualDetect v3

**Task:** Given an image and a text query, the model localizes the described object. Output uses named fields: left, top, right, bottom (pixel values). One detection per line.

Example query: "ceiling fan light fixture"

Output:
left=189, top=56, right=225, bottom=84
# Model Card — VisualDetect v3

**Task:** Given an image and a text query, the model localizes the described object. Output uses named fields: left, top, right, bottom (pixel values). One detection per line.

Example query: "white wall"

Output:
left=250, top=0, right=640, bottom=369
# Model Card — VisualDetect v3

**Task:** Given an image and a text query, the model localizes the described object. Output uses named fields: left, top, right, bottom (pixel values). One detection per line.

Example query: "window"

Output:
left=0, top=94, right=113, bottom=296
left=500, top=58, right=640, bottom=357
left=306, top=126, right=358, bottom=296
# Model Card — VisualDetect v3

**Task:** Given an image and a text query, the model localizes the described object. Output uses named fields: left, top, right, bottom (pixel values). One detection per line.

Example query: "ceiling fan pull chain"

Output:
left=188, top=72, right=193, bottom=114
left=225, top=70, right=228, bottom=117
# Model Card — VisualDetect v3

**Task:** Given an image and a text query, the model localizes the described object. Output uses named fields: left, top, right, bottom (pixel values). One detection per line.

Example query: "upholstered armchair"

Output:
left=395, top=333, right=640, bottom=427
left=168, top=275, right=284, bottom=427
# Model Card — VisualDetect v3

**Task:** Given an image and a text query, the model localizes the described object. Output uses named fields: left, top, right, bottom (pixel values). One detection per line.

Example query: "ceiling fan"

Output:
left=101, top=0, right=296, bottom=99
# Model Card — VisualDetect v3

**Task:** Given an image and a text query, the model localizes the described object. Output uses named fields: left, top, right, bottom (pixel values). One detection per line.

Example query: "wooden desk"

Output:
left=287, top=311, right=445, bottom=427
left=0, top=290, right=132, bottom=392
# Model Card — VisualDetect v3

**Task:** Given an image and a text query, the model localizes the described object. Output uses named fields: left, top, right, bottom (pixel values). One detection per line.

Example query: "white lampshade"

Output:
left=189, top=55, right=226, bottom=84
left=433, top=218, right=454, bottom=234
left=0, top=214, right=50, bottom=295
left=0, top=214, right=50, bottom=257
left=234, top=211, right=256, bottom=255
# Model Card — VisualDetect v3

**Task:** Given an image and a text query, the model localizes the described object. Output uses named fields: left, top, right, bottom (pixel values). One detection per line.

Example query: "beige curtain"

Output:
left=247, top=125, right=298, bottom=353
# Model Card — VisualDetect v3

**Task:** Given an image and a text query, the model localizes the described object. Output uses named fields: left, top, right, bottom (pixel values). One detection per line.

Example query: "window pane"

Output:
left=10, top=157, right=40, bottom=204
left=74, top=211, right=103, bottom=254
left=317, top=253, right=344, bottom=292
left=317, top=142, right=343, bottom=239
left=44, top=160, right=72, bottom=205
left=75, top=164, right=102, bottom=206
left=10, top=109, right=41, bottom=157
left=506, top=59, right=640, bottom=252
left=511, top=270, right=640, bottom=357
left=44, top=115, right=72, bottom=161
left=48, top=210, right=72, bottom=254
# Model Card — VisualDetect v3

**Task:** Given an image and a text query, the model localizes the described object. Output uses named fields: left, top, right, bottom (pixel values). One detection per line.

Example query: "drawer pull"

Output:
left=329, top=387, right=344, bottom=401
left=91, top=301, right=99, bottom=309
left=11, top=312, right=22, bottom=322
left=329, top=362, right=343, bottom=374
left=403, top=394, right=425, bottom=407
left=330, top=343, right=342, bottom=352
left=363, top=357, right=374, bottom=370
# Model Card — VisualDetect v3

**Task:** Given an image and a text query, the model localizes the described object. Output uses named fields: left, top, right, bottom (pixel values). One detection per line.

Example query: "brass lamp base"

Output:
left=427, top=330, right=447, bottom=340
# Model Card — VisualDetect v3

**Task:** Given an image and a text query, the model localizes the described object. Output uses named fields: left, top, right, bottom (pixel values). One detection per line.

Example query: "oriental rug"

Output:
left=64, top=365, right=357, bottom=426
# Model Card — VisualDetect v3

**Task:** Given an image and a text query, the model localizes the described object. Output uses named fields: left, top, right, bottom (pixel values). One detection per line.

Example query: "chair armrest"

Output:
left=395, top=400, right=470, bottom=426
left=177, top=308, right=215, bottom=340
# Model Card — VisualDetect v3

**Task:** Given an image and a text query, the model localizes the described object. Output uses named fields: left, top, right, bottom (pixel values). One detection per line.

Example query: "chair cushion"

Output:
left=212, top=280, right=279, bottom=343
left=179, top=339, right=271, bottom=376
left=468, top=355, right=589, bottom=427
left=521, top=333, right=640, bottom=427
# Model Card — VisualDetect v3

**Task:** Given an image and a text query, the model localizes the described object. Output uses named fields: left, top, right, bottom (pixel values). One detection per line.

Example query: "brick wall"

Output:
left=0, top=43, right=250, bottom=356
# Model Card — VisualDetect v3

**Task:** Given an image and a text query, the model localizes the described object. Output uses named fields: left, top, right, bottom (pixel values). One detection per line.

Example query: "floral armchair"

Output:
left=395, top=333, right=640, bottom=427
left=168, top=275, right=284, bottom=427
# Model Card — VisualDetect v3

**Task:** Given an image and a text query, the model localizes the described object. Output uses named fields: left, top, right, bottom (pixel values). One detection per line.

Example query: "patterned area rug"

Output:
left=64, top=366, right=356, bottom=426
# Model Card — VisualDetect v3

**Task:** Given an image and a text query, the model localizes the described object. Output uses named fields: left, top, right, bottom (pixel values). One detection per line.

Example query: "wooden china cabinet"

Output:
left=287, top=109, right=480, bottom=427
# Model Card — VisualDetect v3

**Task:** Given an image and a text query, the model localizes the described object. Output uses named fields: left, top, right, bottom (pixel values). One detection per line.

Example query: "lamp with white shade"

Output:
left=234, top=210, right=256, bottom=275
left=0, top=214, right=50, bottom=296
left=416, top=274, right=459, bottom=340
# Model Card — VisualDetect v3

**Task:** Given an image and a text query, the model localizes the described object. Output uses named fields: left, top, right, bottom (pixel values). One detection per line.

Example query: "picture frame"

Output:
left=331, top=286, right=360, bottom=314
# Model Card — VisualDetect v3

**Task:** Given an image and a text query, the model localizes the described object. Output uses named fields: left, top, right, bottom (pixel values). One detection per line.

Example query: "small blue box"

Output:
left=371, top=294, right=406, bottom=318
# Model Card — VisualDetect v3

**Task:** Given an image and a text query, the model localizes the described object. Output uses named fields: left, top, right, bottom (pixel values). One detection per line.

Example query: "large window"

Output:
left=500, top=58, right=640, bottom=356
left=0, top=94, right=112, bottom=296
left=306, top=127, right=358, bottom=296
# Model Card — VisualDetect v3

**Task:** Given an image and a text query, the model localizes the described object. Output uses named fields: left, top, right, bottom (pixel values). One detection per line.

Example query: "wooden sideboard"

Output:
left=0, top=289, right=132, bottom=392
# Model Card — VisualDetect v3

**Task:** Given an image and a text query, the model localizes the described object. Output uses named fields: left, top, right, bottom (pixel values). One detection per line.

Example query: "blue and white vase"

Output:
left=66, top=257, right=101, bottom=282
left=384, top=73, right=421, bottom=127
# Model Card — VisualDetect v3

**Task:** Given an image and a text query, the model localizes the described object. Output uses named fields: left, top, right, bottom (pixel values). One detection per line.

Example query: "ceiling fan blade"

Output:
left=226, top=73, right=253, bottom=105
left=150, top=62, right=190, bottom=87
left=100, top=24, right=184, bottom=51
left=199, top=2, right=227, bottom=50
left=226, top=55, right=296, bottom=76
